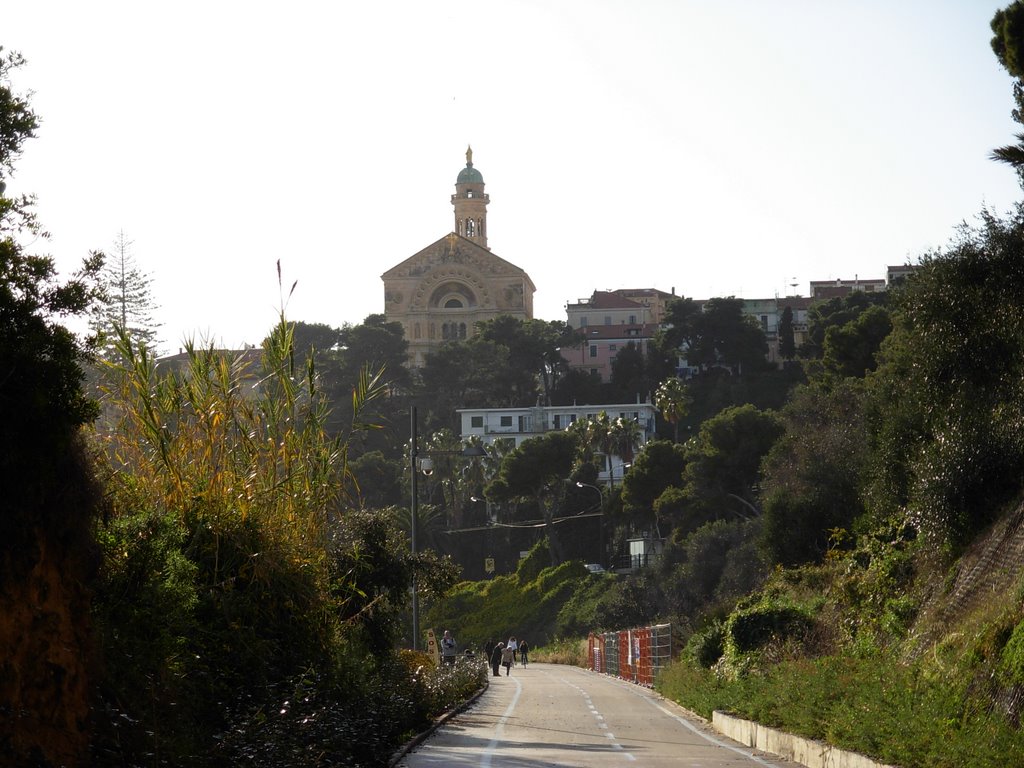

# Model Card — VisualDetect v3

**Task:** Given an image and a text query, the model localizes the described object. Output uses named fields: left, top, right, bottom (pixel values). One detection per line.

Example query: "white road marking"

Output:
left=637, top=691, right=778, bottom=766
left=480, top=675, right=523, bottom=768
left=542, top=671, right=638, bottom=762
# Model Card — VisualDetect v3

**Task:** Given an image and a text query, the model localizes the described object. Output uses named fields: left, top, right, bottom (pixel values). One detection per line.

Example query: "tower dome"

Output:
left=457, top=145, right=484, bottom=184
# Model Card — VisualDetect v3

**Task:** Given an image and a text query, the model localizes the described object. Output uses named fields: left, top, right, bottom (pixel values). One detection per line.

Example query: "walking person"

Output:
left=506, top=636, right=518, bottom=667
left=501, top=642, right=514, bottom=676
left=490, top=642, right=504, bottom=677
left=518, top=639, right=529, bottom=667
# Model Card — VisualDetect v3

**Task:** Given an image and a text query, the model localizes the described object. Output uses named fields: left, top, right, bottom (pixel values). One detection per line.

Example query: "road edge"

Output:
left=387, top=678, right=490, bottom=767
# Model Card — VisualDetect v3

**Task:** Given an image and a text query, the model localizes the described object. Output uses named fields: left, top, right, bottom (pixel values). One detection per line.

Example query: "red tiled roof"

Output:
left=585, top=291, right=646, bottom=309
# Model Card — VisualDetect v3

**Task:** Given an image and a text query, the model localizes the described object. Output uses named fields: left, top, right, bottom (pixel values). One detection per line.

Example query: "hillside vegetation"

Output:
left=10, top=7, right=1024, bottom=766
left=426, top=204, right=1024, bottom=767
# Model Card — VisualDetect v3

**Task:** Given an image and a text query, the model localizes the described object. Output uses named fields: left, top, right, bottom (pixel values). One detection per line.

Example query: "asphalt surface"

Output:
left=395, top=662, right=799, bottom=767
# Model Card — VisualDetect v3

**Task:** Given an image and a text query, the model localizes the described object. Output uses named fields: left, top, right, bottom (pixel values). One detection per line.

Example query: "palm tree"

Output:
left=585, top=411, right=615, bottom=486
left=608, top=416, right=642, bottom=488
left=568, top=411, right=642, bottom=488
left=655, top=377, right=692, bottom=443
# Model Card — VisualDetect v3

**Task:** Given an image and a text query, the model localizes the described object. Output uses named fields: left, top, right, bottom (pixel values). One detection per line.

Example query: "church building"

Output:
left=381, top=148, right=536, bottom=367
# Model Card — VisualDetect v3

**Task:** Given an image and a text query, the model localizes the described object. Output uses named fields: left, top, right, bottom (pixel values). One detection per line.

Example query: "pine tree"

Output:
left=89, top=230, right=160, bottom=357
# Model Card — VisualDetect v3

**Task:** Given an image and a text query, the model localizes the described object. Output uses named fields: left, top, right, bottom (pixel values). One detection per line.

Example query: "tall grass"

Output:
left=657, top=650, right=1024, bottom=768
left=532, top=637, right=589, bottom=667
left=90, top=303, right=397, bottom=764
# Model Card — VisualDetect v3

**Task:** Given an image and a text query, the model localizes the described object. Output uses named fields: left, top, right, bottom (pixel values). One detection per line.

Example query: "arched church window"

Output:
left=429, top=323, right=436, bottom=340
left=459, top=323, right=467, bottom=339
left=445, top=298, right=463, bottom=309
left=466, top=219, right=475, bottom=237
left=414, top=322, right=421, bottom=339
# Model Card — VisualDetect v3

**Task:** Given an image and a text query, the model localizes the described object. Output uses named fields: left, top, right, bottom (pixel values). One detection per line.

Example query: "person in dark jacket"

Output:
left=518, top=639, right=529, bottom=667
left=490, top=642, right=504, bottom=677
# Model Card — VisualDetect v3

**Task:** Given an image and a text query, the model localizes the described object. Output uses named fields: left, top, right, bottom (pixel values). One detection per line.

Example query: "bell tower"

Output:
left=452, top=145, right=489, bottom=250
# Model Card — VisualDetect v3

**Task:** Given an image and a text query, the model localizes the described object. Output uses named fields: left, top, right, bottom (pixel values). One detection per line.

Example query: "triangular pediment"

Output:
left=381, top=233, right=535, bottom=291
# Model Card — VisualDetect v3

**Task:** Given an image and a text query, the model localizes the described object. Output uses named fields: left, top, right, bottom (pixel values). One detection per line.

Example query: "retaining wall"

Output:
left=712, top=711, right=898, bottom=768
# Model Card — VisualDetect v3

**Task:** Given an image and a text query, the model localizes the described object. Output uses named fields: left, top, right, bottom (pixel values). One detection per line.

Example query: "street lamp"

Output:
left=409, top=407, right=489, bottom=650
left=410, top=407, right=421, bottom=650
left=576, top=481, right=605, bottom=566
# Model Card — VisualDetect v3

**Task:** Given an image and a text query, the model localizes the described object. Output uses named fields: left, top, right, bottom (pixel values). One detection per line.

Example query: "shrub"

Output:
left=686, top=622, right=726, bottom=669
left=532, top=637, right=589, bottom=666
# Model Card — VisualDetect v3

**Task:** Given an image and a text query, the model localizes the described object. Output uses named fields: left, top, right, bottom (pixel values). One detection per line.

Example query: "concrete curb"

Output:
left=387, top=678, right=490, bottom=767
left=712, top=711, right=898, bottom=768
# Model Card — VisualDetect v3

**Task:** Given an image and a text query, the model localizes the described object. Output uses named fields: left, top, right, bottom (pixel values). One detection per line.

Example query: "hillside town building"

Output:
left=560, top=266, right=915, bottom=381
left=561, top=289, right=676, bottom=382
left=458, top=401, right=658, bottom=484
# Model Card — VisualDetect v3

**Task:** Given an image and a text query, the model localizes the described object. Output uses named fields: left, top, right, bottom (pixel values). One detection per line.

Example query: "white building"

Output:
left=457, top=401, right=659, bottom=483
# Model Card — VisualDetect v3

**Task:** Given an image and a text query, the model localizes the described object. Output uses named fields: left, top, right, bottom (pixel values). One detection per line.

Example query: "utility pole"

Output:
left=410, top=406, right=420, bottom=650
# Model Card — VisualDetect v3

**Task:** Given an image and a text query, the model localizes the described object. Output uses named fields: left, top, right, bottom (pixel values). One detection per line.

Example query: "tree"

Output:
left=420, top=339, right=512, bottom=430
left=609, top=340, right=652, bottom=401
left=572, top=411, right=615, bottom=487
left=799, top=291, right=889, bottom=360
left=1, top=48, right=103, bottom=766
left=486, top=430, right=577, bottom=565
left=348, top=450, right=403, bottom=509
left=660, top=404, right=783, bottom=536
left=866, top=207, right=1024, bottom=548
left=420, top=427, right=475, bottom=528
left=89, top=230, right=160, bottom=357
left=0, top=49, right=35, bottom=187
left=760, top=381, right=869, bottom=566
left=778, top=305, right=796, bottom=360
left=551, top=367, right=605, bottom=406
left=656, top=296, right=702, bottom=354
left=291, top=321, right=341, bottom=361
left=654, top=377, right=692, bottom=443
left=475, top=315, right=578, bottom=405
left=608, top=416, right=642, bottom=480
left=338, top=314, right=411, bottom=394
left=659, top=518, right=765, bottom=623
left=621, top=439, right=687, bottom=531
left=296, top=314, right=408, bottom=444
left=659, top=296, right=768, bottom=375
left=820, top=304, right=892, bottom=379
left=568, top=410, right=642, bottom=489
left=991, top=2, right=1024, bottom=178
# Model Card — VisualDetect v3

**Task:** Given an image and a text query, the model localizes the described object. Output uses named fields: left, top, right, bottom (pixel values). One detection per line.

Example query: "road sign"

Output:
left=425, top=628, right=440, bottom=665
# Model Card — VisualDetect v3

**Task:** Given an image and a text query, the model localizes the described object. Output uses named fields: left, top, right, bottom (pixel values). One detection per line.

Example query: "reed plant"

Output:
left=90, top=293, right=397, bottom=763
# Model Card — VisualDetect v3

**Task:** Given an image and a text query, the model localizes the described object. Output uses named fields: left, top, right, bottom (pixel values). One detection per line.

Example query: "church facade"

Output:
left=381, top=148, right=536, bottom=367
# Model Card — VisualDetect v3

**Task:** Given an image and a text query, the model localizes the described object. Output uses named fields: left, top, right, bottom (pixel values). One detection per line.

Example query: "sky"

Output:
left=5, top=1, right=1024, bottom=352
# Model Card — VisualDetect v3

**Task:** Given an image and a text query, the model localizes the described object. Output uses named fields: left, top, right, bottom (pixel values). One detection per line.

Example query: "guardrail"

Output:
left=587, top=623, right=672, bottom=687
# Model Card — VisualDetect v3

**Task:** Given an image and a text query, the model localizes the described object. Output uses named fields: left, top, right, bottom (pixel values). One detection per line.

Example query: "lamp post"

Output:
left=576, top=481, right=605, bottom=566
left=410, top=407, right=420, bottom=650
left=409, top=410, right=489, bottom=650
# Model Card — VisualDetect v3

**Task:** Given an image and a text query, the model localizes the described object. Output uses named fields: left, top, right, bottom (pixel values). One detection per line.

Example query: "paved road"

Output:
left=396, top=662, right=798, bottom=767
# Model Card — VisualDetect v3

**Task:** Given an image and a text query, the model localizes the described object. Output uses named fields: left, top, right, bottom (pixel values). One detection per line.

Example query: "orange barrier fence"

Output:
left=587, top=623, right=672, bottom=687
